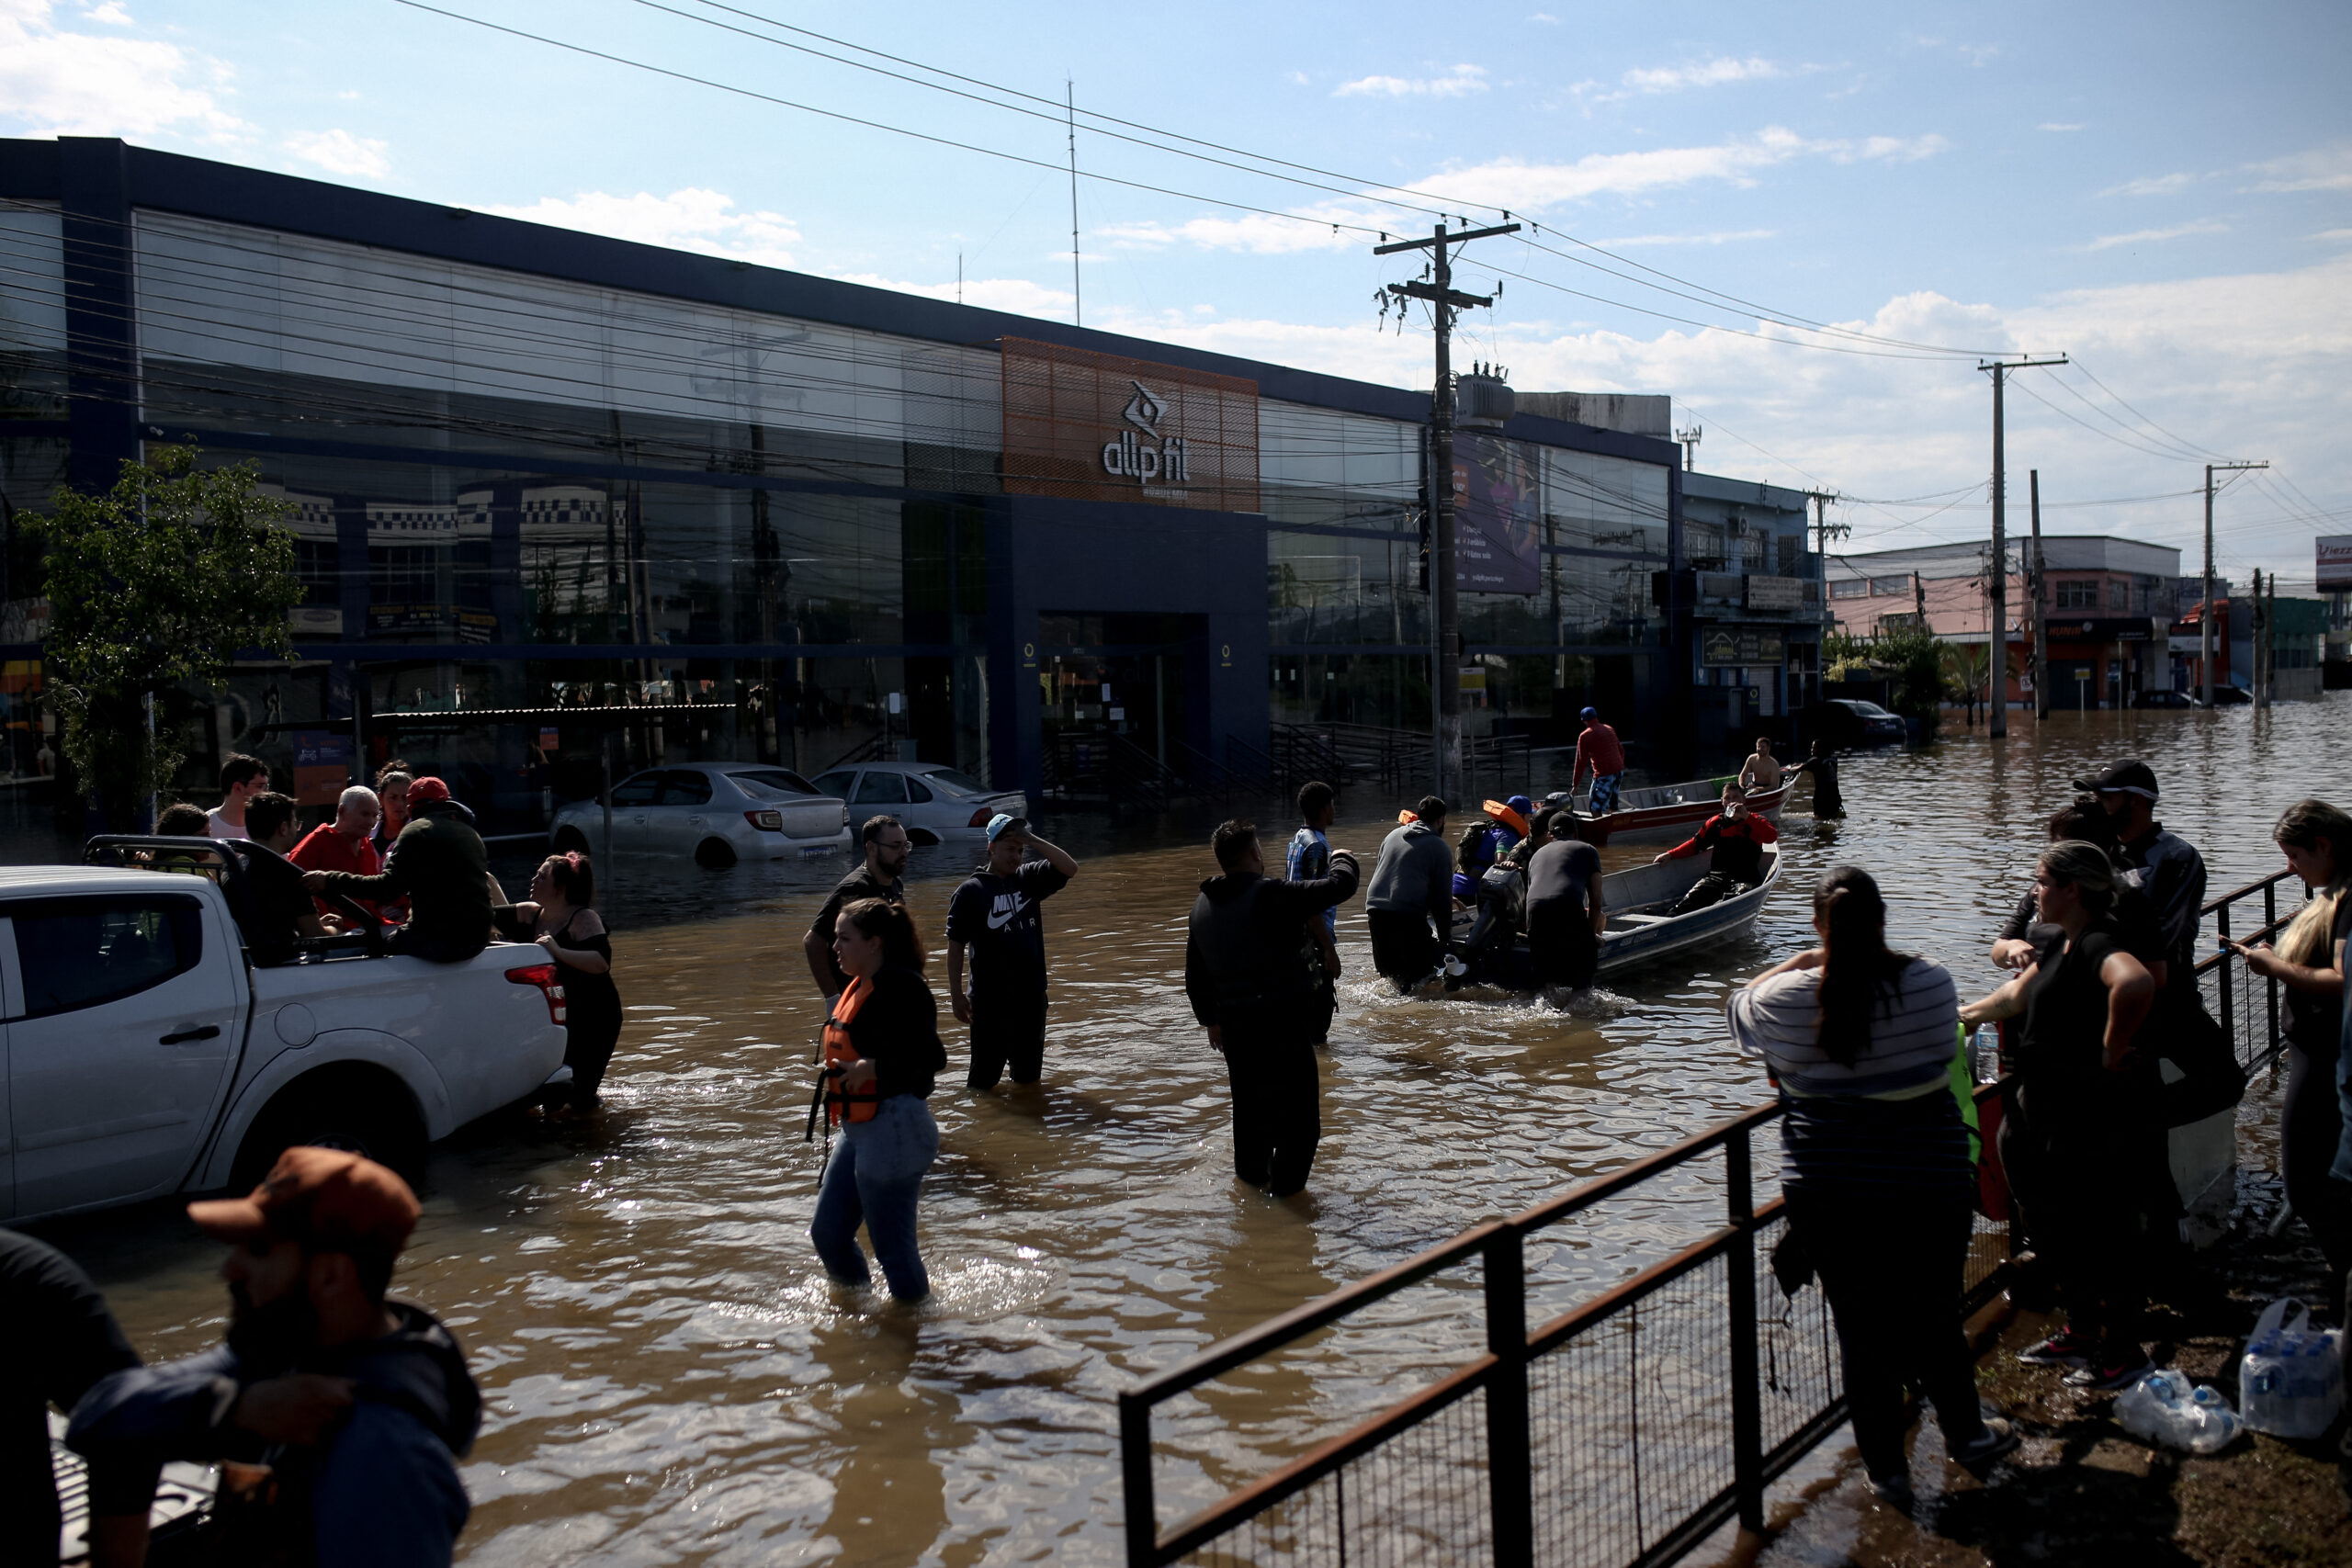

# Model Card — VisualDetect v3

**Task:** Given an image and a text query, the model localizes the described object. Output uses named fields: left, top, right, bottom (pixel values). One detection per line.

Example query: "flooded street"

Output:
left=36, top=699, right=2352, bottom=1565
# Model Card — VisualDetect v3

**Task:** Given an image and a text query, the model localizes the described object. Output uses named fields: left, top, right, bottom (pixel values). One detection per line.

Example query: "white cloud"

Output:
left=2099, top=171, right=2198, bottom=197
left=1424, top=127, right=1944, bottom=209
left=1101, top=209, right=1360, bottom=255
left=2038, top=122, right=2085, bottom=132
left=285, top=128, right=389, bottom=179
left=1621, top=57, right=1783, bottom=95
left=479, top=188, right=802, bottom=269
left=0, top=0, right=243, bottom=138
left=1284, top=70, right=1308, bottom=86
left=2314, top=228, right=2352, bottom=244
left=1334, top=64, right=1487, bottom=98
left=831, top=271, right=1071, bottom=317
left=2078, top=220, right=2228, bottom=252
left=2245, top=143, right=2352, bottom=194
left=81, top=2, right=130, bottom=22
left=1527, top=11, right=1560, bottom=21
left=1591, top=230, right=1777, bottom=248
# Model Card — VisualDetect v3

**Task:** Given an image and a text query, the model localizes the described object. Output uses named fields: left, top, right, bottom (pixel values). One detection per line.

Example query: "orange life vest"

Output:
left=822, top=976, right=880, bottom=1126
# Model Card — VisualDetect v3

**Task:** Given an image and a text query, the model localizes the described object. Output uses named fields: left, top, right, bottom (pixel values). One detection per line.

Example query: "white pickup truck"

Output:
left=0, top=840, right=568, bottom=1224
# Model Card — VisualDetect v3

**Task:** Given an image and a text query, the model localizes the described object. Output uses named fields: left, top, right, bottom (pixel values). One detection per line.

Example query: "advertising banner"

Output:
left=2318, top=535, right=2352, bottom=592
left=291, top=730, right=352, bottom=807
left=1702, top=627, right=1788, bottom=667
left=1452, top=434, right=1541, bottom=595
left=1000, top=338, right=1260, bottom=512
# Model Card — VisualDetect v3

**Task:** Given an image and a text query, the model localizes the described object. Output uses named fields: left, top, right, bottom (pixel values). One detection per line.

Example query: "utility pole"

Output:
left=1979, top=355, right=2067, bottom=738
left=1804, top=491, right=1847, bottom=558
left=1375, top=219, right=1521, bottom=801
left=2029, top=468, right=2051, bottom=721
left=2200, top=460, right=2267, bottom=705
left=1674, top=423, right=1703, bottom=473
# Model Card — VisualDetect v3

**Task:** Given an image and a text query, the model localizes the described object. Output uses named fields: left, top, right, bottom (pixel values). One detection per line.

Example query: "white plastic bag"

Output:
left=2240, top=1297, right=2344, bottom=1438
left=2116, top=1370, right=2242, bottom=1454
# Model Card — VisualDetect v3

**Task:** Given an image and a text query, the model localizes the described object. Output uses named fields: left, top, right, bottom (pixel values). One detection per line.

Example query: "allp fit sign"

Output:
left=999, top=337, right=1260, bottom=513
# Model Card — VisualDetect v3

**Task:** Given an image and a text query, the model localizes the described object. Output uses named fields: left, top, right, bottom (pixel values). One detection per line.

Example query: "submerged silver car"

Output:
left=806, top=761, right=1029, bottom=845
left=550, top=762, right=852, bottom=867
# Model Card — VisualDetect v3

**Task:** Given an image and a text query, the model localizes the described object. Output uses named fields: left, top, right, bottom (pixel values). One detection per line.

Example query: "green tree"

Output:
left=1872, top=624, right=1946, bottom=735
left=30, top=446, right=301, bottom=828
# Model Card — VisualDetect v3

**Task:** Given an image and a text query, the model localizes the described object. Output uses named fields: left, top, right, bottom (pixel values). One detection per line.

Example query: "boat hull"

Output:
left=1453, top=847, right=1781, bottom=989
left=1568, top=776, right=1789, bottom=846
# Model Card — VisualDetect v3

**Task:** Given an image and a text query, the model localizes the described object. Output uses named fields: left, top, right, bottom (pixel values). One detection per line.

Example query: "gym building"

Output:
left=0, top=138, right=1831, bottom=828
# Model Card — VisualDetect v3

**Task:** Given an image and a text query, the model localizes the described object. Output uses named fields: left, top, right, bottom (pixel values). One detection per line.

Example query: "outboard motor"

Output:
left=1450, top=860, right=1526, bottom=987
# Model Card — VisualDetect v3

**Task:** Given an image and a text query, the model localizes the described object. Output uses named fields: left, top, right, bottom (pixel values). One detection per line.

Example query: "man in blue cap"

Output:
left=946, top=815, right=1080, bottom=1091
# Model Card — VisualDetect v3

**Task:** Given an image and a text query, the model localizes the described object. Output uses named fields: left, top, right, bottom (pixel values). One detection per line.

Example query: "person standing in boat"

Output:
left=1522, top=818, right=1606, bottom=992
left=1790, top=739, right=1844, bottom=818
left=1738, top=737, right=1784, bottom=795
left=1654, top=783, right=1780, bottom=915
left=1570, top=707, right=1626, bottom=815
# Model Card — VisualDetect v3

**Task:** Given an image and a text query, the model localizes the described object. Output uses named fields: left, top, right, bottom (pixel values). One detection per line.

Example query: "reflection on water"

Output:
left=35, top=700, right=2352, bottom=1563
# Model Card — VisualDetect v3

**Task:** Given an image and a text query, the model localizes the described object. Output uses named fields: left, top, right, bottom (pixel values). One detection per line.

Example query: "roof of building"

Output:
left=1826, top=535, right=2181, bottom=582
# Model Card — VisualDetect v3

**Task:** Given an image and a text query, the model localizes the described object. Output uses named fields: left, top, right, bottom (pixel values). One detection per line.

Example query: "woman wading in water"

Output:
left=526, top=852, right=623, bottom=1117
left=811, top=897, right=946, bottom=1303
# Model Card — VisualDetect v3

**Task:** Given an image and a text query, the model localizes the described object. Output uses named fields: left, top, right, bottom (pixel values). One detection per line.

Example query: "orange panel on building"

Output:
left=999, top=337, right=1260, bottom=513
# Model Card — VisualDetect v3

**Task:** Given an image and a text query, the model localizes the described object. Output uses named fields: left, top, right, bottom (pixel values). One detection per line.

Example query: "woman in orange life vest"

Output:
left=810, top=897, right=948, bottom=1302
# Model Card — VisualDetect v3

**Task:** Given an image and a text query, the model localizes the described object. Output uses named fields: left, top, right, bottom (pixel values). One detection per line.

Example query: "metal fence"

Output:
left=2199, top=865, right=2309, bottom=1077
left=1119, top=862, right=2307, bottom=1568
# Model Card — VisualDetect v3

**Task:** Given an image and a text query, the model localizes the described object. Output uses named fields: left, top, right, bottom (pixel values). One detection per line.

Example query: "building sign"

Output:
left=1453, top=434, right=1540, bottom=595
left=1745, top=575, right=1804, bottom=611
left=290, top=730, right=352, bottom=807
left=2319, top=535, right=2352, bottom=592
left=1702, top=627, right=1787, bottom=667
left=1000, top=338, right=1259, bottom=512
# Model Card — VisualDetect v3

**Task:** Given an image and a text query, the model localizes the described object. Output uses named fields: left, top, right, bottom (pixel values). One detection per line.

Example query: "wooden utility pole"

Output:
left=1375, top=220, right=1520, bottom=801
left=2254, top=568, right=2271, bottom=709
left=1979, top=355, right=2066, bottom=737
left=2029, top=469, right=2051, bottom=720
left=2201, top=460, right=2267, bottom=705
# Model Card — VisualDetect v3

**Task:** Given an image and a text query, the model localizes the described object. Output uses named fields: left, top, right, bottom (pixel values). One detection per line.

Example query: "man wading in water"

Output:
left=806, top=816, right=910, bottom=1002
left=945, top=815, right=1079, bottom=1091
left=1186, top=820, right=1361, bottom=1197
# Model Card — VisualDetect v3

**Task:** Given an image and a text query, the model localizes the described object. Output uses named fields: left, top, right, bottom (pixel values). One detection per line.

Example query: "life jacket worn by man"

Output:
left=67, top=1148, right=480, bottom=1567
left=1656, top=784, right=1779, bottom=915
left=306, top=777, right=494, bottom=963
left=1185, top=820, right=1361, bottom=1197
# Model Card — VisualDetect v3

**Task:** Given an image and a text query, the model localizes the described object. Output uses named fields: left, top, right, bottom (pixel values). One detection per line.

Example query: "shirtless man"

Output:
left=1737, top=736, right=1784, bottom=794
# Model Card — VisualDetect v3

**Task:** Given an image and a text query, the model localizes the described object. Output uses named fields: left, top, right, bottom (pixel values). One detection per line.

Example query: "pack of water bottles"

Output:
left=2240, top=1297, right=2345, bottom=1439
left=2115, top=1369, right=2242, bottom=1454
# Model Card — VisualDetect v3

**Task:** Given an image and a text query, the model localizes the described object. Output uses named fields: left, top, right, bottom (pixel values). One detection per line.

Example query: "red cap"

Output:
left=405, top=776, right=451, bottom=806
left=187, top=1146, right=421, bottom=1256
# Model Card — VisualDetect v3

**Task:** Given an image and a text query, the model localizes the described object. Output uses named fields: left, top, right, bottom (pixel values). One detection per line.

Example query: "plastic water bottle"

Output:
left=2185, top=1386, right=2241, bottom=1453
left=2141, top=1369, right=2191, bottom=1404
left=1970, top=1024, right=2001, bottom=1084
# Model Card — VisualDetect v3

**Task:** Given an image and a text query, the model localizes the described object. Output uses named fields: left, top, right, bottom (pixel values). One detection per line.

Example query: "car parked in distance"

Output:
left=1802, top=698, right=1905, bottom=747
left=806, top=761, right=1029, bottom=845
left=550, top=762, right=851, bottom=867
left=2206, top=684, right=2252, bottom=705
left=2133, top=689, right=2196, bottom=709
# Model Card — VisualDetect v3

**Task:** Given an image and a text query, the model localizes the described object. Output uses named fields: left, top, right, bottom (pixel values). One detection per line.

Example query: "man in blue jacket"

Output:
left=69, top=1147, right=480, bottom=1566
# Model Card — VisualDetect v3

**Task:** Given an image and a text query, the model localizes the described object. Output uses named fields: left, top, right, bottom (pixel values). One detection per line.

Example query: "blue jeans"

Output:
left=811, top=1094, right=938, bottom=1300
left=1589, top=773, right=1622, bottom=814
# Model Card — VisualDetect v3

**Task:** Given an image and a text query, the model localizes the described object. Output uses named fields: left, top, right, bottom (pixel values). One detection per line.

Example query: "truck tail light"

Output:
left=506, top=963, right=568, bottom=1025
left=745, top=809, right=784, bottom=830
left=841, top=806, right=851, bottom=827
left=967, top=807, right=991, bottom=828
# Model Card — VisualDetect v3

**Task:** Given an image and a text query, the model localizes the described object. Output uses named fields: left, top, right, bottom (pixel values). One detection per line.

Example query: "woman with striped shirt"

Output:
left=1729, top=865, right=2015, bottom=1505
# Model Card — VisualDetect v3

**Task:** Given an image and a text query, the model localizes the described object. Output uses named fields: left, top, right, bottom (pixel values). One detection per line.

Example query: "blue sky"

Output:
left=5, top=0, right=2347, bottom=584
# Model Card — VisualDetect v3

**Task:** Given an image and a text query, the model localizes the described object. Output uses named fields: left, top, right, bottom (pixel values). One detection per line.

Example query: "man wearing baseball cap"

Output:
left=945, top=815, right=1080, bottom=1090
left=68, top=1147, right=480, bottom=1564
left=2074, top=760, right=2208, bottom=973
left=304, top=775, right=496, bottom=962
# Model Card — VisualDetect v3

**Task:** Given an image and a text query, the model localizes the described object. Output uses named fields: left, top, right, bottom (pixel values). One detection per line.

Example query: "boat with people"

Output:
left=1565, top=773, right=1790, bottom=847
left=1449, top=844, right=1782, bottom=989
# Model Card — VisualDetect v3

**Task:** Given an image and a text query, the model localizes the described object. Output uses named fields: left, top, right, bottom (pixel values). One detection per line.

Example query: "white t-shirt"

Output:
left=206, top=807, right=247, bottom=840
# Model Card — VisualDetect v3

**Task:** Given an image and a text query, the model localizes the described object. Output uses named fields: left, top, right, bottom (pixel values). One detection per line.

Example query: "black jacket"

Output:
left=316, top=799, right=493, bottom=953
left=1185, top=852, right=1360, bottom=1029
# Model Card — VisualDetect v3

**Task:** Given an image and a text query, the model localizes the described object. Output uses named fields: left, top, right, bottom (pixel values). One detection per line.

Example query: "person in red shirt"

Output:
left=1655, top=782, right=1779, bottom=913
left=291, top=785, right=383, bottom=921
left=1571, top=706, right=1626, bottom=814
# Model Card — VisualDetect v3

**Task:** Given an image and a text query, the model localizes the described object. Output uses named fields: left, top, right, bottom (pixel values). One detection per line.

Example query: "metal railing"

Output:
left=1119, top=862, right=2310, bottom=1568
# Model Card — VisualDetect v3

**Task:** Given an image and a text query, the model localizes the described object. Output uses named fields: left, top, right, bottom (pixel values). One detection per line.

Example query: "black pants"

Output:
left=1224, top=1029, right=1321, bottom=1196
left=1785, top=1185, right=1989, bottom=1482
left=2018, top=1073, right=2157, bottom=1348
left=967, top=991, right=1048, bottom=1089
left=2285, top=1042, right=2352, bottom=1318
left=390, top=926, right=488, bottom=964
left=1367, top=909, right=1440, bottom=989
left=1668, top=872, right=1753, bottom=916
left=1524, top=899, right=1598, bottom=988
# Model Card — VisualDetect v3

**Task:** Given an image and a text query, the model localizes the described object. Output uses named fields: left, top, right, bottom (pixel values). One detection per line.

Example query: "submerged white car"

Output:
left=806, top=761, right=1029, bottom=845
left=550, top=762, right=852, bottom=867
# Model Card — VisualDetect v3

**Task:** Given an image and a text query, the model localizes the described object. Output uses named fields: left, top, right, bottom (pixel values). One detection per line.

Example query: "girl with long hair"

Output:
left=528, top=852, right=622, bottom=1117
left=809, top=897, right=947, bottom=1303
left=1962, top=841, right=2158, bottom=1392
left=2229, top=800, right=2351, bottom=1307
left=1729, top=865, right=2015, bottom=1504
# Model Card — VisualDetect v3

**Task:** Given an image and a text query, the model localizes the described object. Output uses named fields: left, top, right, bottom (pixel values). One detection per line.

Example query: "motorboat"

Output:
left=1450, top=845, right=1781, bottom=989
left=1565, top=774, right=1790, bottom=847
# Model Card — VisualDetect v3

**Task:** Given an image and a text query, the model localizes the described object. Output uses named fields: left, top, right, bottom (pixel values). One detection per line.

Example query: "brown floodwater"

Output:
left=35, top=698, right=2352, bottom=1564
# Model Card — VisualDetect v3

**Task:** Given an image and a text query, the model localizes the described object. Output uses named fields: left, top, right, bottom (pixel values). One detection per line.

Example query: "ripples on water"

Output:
left=40, top=700, right=2352, bottom=1562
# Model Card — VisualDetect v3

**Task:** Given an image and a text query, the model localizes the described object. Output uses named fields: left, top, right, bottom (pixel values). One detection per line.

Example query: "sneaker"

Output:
left=2065, top=1349, right=2157, bottom=1391
left=2016, top=1326, right=2096, bottom=1367
left=1950, top=1416, right=2020, bottom=1467
left=1868, top=1472, right=1916, bottom=1508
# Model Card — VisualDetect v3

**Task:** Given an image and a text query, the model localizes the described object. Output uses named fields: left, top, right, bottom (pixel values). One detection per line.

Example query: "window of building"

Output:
left=2109, top=580, right=2130, bottom=610
left=1829, top=580, right=1868, bottom=600
left=1869, top=576, right=1909, bottom=596
left=2055, top=580, right=2098, bottom=610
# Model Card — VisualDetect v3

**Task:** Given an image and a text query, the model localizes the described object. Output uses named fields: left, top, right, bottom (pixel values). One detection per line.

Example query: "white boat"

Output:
left=1566, top=774, right=1790, bottom=847
left=1452, top=847, right=1781, bottom=987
